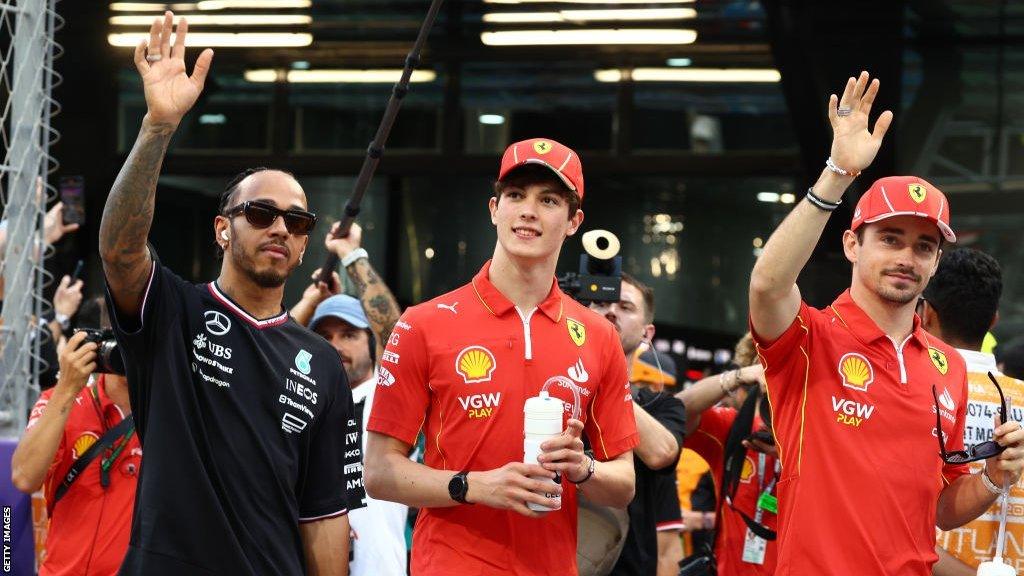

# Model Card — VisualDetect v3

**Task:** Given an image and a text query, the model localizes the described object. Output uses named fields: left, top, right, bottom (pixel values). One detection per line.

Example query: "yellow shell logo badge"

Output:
left=929, top=347, right=949, bottom=375
left=739, top=455, right=755, bottom=484
left=838, top=352, right=874, bottom=392
left=72, top=432, right=99, bottom=460
left=567, top=318, right=586, bottom=347
left=908, top=183, right=927, bottom=204
left=533, top=140, right=553, bottom=155
left=455, top=346, right=497, bottom=384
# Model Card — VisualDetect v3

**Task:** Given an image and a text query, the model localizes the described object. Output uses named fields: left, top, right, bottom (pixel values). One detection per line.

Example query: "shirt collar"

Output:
left=471, top=260, right=564, bottom=323
left=829, top=289, right=930, bottom=348
left=352, top=374, right=375, bottom=404
left=955, top=348, right=999, bottom=374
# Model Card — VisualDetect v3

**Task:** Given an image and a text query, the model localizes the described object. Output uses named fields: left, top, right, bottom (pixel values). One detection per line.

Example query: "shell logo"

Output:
left=72, top=432, right=99, bottom=460
left=838, top=352, right=874, bottom=392
left=455, top=346, right=497, bottom=384
left=739, top=455, right=756, bottom=484
left=908, top=183, right=927, bottom=204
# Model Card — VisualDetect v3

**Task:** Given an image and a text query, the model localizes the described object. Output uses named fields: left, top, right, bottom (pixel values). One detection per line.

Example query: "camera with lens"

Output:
left=75, top=328, right=126, bottom=375
left=558, top=229, right=622, bottom=304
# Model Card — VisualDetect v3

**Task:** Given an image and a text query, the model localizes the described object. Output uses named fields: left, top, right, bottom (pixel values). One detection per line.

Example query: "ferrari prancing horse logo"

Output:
left=567, top=318, right=586, bottom=347
left=908, top=183, right=927, bottom=204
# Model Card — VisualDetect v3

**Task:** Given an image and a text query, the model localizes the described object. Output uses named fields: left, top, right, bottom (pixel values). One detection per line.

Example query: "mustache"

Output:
left=258, top=240, right=291, bottom=258
left=883, top=267, right=922, bottom=282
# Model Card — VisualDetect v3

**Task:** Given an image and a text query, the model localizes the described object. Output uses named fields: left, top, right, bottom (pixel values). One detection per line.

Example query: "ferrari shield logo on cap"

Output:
left=838, top=352, right=874, bottom=392
left=567, top=318, right=586, bottom=347
left=533, top=140, right=552, bottom=155
left=908, top=183, right=927, bottom=204
left=929, top=347, right=949, bottom=375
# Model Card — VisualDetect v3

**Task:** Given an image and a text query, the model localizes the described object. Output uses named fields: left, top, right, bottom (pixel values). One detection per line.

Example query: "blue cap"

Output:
left=309, top=295, right=369, bottom=331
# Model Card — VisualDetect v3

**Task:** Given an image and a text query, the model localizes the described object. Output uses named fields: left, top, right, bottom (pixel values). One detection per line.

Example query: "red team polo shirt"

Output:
left=26, top=375, right=141, bottom=576
left=368, top=261, right=639, bottom=575
left=753, top=290, right=970, bottom=576
left=687, top=407, right=778, bottom=576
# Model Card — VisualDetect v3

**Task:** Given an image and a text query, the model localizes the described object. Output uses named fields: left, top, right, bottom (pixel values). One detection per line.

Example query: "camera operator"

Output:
left=676, top=334, right=777, bottom=576
left=590, top=273, right=686, bottom=576
left=11, top=298, right=139, bottom=576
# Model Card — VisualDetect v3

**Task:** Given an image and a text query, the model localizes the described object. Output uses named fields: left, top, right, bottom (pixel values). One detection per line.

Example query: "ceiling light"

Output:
left=481, top=29, right=696, bottom=46
left=780, top=193, right=796, bottom=204
left=478, top=114, right=506, bottom=125
left=486, top=0, right=692, bottom=4
left=108, top=32, right=313, bottom=47
left=757, top=192, right=780, bottom=203
left=244, top=69, right=437, bottom=83
left=110, top=14, right=313, bottom=26
left=198, top=113, right=226, bottom=125
left=110, top=2, right=199, bottom=9
left=197, top=0, right=311, bottom=9
left=484, top=8, right=694, bottom=23
left=666, top=57, right=691, bottom=67
left=595, top=67, right=781, bottom=82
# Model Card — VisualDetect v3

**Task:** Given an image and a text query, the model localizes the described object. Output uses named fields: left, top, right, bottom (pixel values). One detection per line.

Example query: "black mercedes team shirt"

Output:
left=106, top=261, right=356, bottom=576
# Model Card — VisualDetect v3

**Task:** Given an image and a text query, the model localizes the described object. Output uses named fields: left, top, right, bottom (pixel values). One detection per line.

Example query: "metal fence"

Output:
left=0, top=0, right=62, bottom=439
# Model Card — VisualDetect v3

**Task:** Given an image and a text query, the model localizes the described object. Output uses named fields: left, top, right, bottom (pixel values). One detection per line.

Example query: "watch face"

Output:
left=448, top=473, right=467, bottom=501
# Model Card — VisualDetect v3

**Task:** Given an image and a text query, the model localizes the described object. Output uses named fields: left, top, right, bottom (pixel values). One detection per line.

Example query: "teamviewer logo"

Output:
left=281, top=412, right=308, bottom=434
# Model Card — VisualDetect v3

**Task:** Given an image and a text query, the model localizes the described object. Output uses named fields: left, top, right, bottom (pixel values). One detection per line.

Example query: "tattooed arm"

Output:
left=99, top=12, right=212, bottom=317
left=324, top=222, right=402, bottom=360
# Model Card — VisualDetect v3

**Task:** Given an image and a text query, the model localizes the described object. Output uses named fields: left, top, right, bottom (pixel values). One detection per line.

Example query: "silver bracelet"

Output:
left=341, top=247, right=368, bottom=268
left=980, top=464, right=1009, bottom=496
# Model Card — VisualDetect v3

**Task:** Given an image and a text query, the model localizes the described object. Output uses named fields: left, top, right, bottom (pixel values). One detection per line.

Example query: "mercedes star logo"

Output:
left=204, top=310, right=232, bottom=336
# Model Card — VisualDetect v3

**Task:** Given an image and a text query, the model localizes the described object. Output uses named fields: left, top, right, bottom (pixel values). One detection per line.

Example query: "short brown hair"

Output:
left=734, top=332, right=757, bottom=367
left=493, top=164, right=581, bottom=219
left=621, top=272, right=655, bottom=324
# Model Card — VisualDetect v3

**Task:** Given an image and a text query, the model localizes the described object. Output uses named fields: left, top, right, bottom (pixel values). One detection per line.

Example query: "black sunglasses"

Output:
left=933, top=372, right=1009, bottom=464
left=223, top=200, right=317, bottom=236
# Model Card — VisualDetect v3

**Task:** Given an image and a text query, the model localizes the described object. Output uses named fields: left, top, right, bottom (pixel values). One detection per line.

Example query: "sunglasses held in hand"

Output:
left=933, top=372, right=1010, bottom=465
left=223, top=200, right=317, bottom=235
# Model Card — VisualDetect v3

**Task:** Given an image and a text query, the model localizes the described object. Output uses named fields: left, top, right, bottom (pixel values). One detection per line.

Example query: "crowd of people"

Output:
left=5, top=12, right=1024, bottom=576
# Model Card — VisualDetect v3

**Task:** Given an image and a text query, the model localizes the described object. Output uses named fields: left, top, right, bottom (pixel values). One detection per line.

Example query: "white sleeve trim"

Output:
left=298, top=508, right=348, bottom=523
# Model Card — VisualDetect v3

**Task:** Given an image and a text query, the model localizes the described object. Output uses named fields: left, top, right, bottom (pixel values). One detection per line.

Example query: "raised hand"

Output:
left=325, top=221, right=363, bottom=261
left=828, top=71, right=893, bottom=174
left=133, top=12, right=214, bottom=127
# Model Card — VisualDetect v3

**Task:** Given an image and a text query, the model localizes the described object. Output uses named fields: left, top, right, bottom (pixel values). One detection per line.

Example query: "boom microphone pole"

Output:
left=316, top=0, right=446, bottom=287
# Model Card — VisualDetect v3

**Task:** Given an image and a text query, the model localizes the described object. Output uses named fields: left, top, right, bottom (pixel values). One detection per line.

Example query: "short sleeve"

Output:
left=366, top=312, right=430, bottom=446
left=647, top=392, right=687, bottom=470
left=751, top=302, right=824, bottom=413
left=942, top=372, right=971, bottom=484
left=654, top=472, right=683, bottom=531
left=298, top=370, right=355, bottom=522
left=26, top=388, right=55, bottom=430
left=585, top=328, right=640, bottom=461
left=687, top=407, right=738, bottom=476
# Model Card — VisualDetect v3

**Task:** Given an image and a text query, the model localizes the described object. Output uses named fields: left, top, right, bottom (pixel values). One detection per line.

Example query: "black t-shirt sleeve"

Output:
left=298, top=369, right=356, bottom=521
left=104, top=258, right=189, bottom=438
left=641, top=390, right=687, bottom=470
left=654, top=472, right=683, bottom=527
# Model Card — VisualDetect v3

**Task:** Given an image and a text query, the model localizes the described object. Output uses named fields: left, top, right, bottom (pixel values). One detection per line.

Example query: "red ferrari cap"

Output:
left=850, top=175, right=956, bottom=243
left=498, top=138, right=584, bottom=201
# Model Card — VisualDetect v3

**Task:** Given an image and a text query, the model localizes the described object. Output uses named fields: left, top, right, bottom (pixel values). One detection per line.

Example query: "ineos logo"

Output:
left=205, top=311, right=232, bottom=336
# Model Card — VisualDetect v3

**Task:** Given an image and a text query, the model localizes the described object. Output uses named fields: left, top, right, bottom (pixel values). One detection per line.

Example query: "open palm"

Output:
left=828, top=71, right=893, bottom=174
left=134, top=12, right=213, bottom=126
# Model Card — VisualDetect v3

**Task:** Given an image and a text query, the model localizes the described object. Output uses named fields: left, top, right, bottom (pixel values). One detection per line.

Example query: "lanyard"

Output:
left=89, top=382, right=136, bottom=487
left=753, top=454, right=780, bottom=524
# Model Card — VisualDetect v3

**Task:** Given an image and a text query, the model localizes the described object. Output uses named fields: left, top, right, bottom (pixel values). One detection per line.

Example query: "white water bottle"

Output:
left=523, top=390, right=564, bottom=511
left=977, top=561, right=1015, bottom=576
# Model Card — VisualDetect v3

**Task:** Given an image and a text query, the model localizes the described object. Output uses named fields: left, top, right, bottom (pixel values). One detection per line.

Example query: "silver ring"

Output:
left=146, top=54, right=163, bottom=63
left=837, top=107, right=853, bottom=117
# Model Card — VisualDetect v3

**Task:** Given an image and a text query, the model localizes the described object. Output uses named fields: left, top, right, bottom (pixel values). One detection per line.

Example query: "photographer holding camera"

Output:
left=11, top=298, right=139, bottom=576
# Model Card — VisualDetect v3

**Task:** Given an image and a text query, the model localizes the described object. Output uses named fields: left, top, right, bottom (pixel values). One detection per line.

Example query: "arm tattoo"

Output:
left=347, top=259, right=401, bottom=351
left=99, top=122, right=175, bottom=309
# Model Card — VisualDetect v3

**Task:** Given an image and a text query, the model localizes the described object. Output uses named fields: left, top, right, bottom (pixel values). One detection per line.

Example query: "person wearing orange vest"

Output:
left=923, top=248, right=1024, bottom=575
left=749, top=70, right=1024, bottom=575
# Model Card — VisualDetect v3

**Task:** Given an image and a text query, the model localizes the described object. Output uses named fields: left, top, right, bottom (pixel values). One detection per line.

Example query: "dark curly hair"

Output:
left=923, top=248, right=1002, bottom=348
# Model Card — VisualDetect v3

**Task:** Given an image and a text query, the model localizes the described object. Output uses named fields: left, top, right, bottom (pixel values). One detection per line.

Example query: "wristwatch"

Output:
left=55, top=313, right=70, bottom=331
left=448, top=471, right=472, bottom=504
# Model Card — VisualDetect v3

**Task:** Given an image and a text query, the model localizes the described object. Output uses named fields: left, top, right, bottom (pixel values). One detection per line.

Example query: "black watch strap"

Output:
left=448, top=471, right=471, bottom=504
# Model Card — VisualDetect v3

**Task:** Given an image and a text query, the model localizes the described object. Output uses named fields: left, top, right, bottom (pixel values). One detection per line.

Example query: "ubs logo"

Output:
left=205, top=311, right=232, bottom=336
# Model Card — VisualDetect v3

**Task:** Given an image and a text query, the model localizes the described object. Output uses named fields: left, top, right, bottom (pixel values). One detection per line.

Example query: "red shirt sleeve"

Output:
left=687, top=407, right=737, bottom=478
left=366, top=310, right=429, bottom=446
left=26, top=387, right=55, bottom=430
left=585, top=326, right=639, bottom=461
